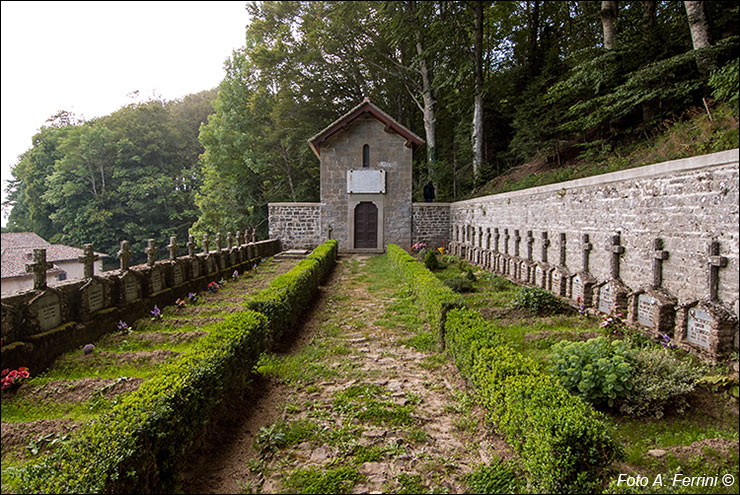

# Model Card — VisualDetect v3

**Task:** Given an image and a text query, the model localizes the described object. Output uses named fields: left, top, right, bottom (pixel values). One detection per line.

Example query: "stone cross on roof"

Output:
left=215, top=233, right=222, bottom=251
left=610, top=233, right=625, bottom=279
left=202, top=234, right=210, bottom=254
left=187, top=235, right=196, bottom=257
left=25, top=248, right=53, bottom=290
left=559, top=233, right=567, bottom=267
left=526, top=231, right=534, bottom=261
left=707, top=240, right=728, bottom=302
left=493, top=228, right=500, bottom=252
left=168, top=236, right=178, bottom=260
left=541, top=232, right=550, bottom=263
left=118, top=241, right=132, bottom=271
left=581, top=234, right=593, bottom=272
left=514, top=230, right=521, bottom=257
left=651, top=238, right=668, bottom=289
left=145, top=239, right=158, bottom=267
left=77, top=244, right=99, bottom=278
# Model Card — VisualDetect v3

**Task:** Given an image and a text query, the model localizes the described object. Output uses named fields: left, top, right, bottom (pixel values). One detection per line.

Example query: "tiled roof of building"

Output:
left=1, top=233, right=106, bottom=279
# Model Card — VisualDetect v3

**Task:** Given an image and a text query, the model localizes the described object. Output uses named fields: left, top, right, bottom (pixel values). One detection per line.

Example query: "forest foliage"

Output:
left=4, top=1, right=738, bottom=260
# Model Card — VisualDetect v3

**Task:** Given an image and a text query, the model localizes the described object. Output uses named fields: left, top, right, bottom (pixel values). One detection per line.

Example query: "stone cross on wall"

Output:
left=202, top=234, right=210, bottom=254
left=526, top=231, right=534, bottom=261
left=486, top=228, right=491, bottom=249
left=215, top=233, right=222, bottom=252
left=504, top=229, right=510, bottom=254
left=77, top=244, right=99, bottom=278
left=327, top=225, right=333, bottom=240
left=707, top=240, right=728, bottom=302
left=251, top=227, right=256, bottom=243
left=651, top=238, right=668, bottom=289
left=559, top=233, right=567, bottom=267
left=581, top=234, right=593, bottom=272
left=610, top=233, right=625, bottom=279
left=187, top=236, right=196, bottom=257
left=541, top=232, right=550, bottom=263
left=471, top=227, right=476, bottom=247
left=493, top=228, right=500, bottom=252
left=168, top=236, right=178, bottom=260
left=514, top=230, right=521, bottom=257
left=145, top=239, right=158, bottom=267
left=227, top=232, right=234, bottom=250
left=478, top=227, right=484, bottom=248
left=237, top=230, right=245, bottom=246
left=26, top=248, right=53, bottom=290
left=118, top=241, right=132, bottom=271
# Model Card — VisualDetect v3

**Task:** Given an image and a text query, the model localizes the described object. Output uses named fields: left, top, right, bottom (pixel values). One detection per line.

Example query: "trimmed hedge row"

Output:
left=17, top=240, right=338, bottom=493
left=386, top=244, right=463, bottom=334
left=386, top=244, right=621, bottom=493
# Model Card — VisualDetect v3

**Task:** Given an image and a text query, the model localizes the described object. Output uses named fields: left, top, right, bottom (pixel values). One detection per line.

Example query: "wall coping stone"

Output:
left=453, top=148, right=739, bottom=206
left=413, top=202, right=452, bottom=206
left=269, top=202, right=322, bottom=207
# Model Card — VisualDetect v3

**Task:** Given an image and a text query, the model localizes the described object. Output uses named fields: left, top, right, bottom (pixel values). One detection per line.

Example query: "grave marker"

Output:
left=145, top=239, right=158, bottom=266
left=187, top=236, right=196, bottom=257
left=173, top=264, right=184, bottom=286
left=593, top=233, right=630, bottom=316
left=168, top=236, right=178, bottom=260
left=118, top=241, right=132, bottom=271
left=551, top=233, right=569, bottom=296
left=627, top=238, right=677, bottom=335
left=25, top=249, right=53, bottom=290
left=35, top=292, right=61, bottom=331
left=77, top=244, right=99, bottom=279
left=570, top=234, right=596, bottom=307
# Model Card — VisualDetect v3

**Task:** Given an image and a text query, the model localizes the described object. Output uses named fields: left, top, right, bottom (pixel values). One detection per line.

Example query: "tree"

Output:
left=601, top=1, right=618, bottom=49
left=684, top=1, right=713, bottom=73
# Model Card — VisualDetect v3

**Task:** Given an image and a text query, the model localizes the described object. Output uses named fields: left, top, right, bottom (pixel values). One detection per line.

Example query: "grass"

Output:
left=283, top=465, right=363, bottom=494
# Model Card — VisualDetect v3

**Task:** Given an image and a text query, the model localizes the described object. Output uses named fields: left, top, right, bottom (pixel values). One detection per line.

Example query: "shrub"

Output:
left=465, top=460, right=521, bottom=494
left=618, top=346, right=704, bottom=418
left=424, top=249, right=440, bottom=271
left=551, top=337, right=634, bottom=408
left=444, top=276, right=473, bottom=293
left=710, top=58, right=739, bottom=116
left=511, top=286, right=562, bottom=314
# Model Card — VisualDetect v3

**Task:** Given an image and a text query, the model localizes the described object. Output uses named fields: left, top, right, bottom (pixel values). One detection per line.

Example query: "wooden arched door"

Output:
left=354, top=202, right=378, bottom=249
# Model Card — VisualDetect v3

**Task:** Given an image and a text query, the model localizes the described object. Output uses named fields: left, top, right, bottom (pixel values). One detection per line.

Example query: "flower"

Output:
left=117, top=320, right=130, bottom=332
left=187, top=292, right=198, bottom=302
left=175, top=298, right=187, bottom=308
left=659, top=333, right=676, bottom=349
left=1, top=366, right=30, bottom=392
left=207, top=281, right=220, bottom=293
left=233, top=270, right=239, bottom=279
left=83, top=344, right=95, bottom=355
left=151, top=305, right=162, bottom=319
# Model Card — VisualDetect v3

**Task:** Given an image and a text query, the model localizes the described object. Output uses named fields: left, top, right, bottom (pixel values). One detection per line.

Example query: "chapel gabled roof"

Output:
left=308, top=98, right=424, bottom=159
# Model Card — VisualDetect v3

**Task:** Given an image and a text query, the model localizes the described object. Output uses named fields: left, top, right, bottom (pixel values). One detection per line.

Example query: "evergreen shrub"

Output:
left=444, top=276, right=473, bottom=293
left=511, top=286, right=562, bottom=314
left=424, top=249, right=440, bottom=271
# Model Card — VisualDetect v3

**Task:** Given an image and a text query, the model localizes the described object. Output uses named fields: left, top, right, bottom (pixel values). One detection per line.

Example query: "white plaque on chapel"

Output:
left=347, top=169, right=386, bottom=194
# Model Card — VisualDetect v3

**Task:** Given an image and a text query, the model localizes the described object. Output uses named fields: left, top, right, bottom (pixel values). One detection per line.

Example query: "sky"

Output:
left=0, top=1, right=251, bottom=227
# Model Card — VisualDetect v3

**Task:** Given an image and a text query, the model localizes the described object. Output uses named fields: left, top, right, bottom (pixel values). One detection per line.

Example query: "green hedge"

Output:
left=246, top=240, right=337, bottom=342
left=17, top=240, right=338, bottom=493
left=386, top=247, right=621, bottom=493
left=386, top=244, right=463, bottom=334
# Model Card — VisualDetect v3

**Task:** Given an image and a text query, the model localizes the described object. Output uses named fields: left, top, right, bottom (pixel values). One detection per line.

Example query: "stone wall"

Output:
left=1, top=239, right=281, bottom=373
left=268, top=203, right=322, bottom=250
left=447, top=149, right=739, bottom=361
left=412, top=203, right=451, bottom=249
left=320, top=116, right=412, bottom=252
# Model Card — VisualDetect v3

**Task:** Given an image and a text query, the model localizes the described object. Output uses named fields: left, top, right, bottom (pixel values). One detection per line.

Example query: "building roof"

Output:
left=308, top=98, right=424, bottom=159
left=1, top=232, right=106, bottom=279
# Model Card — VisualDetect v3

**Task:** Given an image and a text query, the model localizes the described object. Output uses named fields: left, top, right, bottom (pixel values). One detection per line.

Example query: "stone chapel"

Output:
left=269, top=98, right=425, bottom=253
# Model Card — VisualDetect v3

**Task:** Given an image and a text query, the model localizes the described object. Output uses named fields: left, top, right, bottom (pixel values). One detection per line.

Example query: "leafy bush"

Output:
left=444, top=276, right=473, bottom=293
left=465, top=460, right=521, bottom=494
left=710, top=58, right=739, bottom=116
left=511, top=287, right=562, bottom=314
left=618, top=346, right=704, bottom=418
left=424, top=249, right=440, bottom=271
left=551, top=337, right=634, bottom=407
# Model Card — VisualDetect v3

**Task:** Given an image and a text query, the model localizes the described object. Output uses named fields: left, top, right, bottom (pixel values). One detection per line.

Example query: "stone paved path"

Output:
left=182, top=254, right=510, bottom=494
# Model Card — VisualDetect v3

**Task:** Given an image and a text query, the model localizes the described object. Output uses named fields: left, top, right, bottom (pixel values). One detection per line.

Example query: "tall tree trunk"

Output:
left=600, top=1, right=618, bottom=49
left=410, top=1, right=437, bottom=174
left=684, top=1, right=713, bottom=73
left=471, top=0, right=484, bottom=179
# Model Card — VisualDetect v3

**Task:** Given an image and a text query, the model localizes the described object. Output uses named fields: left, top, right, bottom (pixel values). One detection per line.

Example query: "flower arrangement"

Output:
left=437, top=247, right=445, bottom=255
left=411, top=242, right=427, bottom=253
left=600, top=305, right=627, bottom=336
left=117, top=320, right=130, bottom=334
left=576, top=297, right=587, bottom=316
left=188, top=292, right=198, bottom=303
left=82, top=344, right=95, bottom=355
left=1, top=367, right=30, bottom=392
left=175, top=298, right=187, bottom=309
left=151, top=305, right=162, bottom=320
left=207, top=281, right=220, bottom=293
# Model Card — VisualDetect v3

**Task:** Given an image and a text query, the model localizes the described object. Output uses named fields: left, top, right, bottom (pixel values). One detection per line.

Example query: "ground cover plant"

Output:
left=0, top=257, right=301, bottom=493
left=430, top=254, right=739, bottom=494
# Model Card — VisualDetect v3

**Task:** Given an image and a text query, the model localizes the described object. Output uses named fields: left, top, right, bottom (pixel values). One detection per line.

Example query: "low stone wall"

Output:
left=268, top=202, right=322, bottom=250
left=0, top=239, right=281, bottom=373
left=412, top=202, right=451, bottom=249
left=447, top=149, right=739, bottom=362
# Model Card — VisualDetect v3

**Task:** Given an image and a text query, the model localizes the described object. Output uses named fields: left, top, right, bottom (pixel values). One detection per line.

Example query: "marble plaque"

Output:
left=572, top=274, right=583, bottom=301
left=535, top=266, right=544, bottom=287
left=151, top=270, right=162, bottom=293
left=687, top=308, right=712, bottom=349
left=124, top=276, right=138, bottom=303
left=598, top=284, right=613, bottom=314
left=347, top=169, right=386, bottom=194
left=87, top=284, right=104, bottom=313
left=637, top=294, right=655, bottom=328
left=192, top=260, right=201, bottom=278
left=37, top=293, right=61, bottom=331
left=173, top=265, right=184, bottom=286
left=509, top=259, right=517, bottom=276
